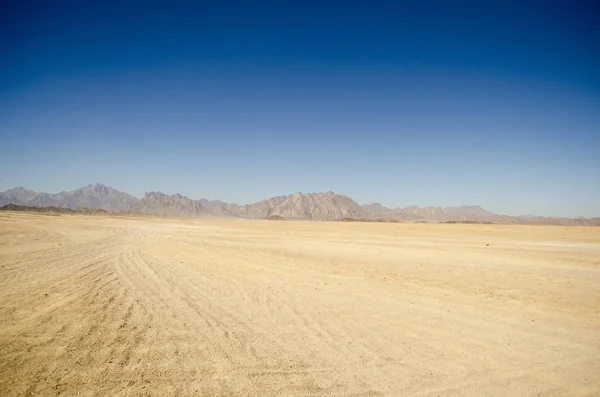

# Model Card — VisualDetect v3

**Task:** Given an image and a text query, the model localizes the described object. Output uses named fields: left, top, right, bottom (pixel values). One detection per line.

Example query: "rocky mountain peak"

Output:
left=80, top=183, right=109, bottom=195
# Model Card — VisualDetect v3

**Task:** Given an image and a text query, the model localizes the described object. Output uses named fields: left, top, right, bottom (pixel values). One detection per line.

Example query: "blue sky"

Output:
left=1, top=1, right=599, bottom=217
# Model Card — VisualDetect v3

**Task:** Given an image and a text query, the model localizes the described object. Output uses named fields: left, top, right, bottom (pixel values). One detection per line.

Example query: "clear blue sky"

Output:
left=1, top=1, right=599, bottom=217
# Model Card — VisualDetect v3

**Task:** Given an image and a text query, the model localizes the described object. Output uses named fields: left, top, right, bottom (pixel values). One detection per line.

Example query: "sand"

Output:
left=0, top=212, right=599, bottom=396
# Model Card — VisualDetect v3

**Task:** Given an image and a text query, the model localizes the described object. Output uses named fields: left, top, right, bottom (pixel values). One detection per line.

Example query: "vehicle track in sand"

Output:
left=1, top=213, right=599, bottom=396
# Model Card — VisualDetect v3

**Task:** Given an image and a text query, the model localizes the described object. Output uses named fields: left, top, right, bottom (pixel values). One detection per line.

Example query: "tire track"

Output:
left=2, top=214, right=599, bottom=396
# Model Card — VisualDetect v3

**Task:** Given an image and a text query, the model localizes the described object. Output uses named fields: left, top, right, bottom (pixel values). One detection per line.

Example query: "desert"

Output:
left=1, top=212, right=599, bottom=396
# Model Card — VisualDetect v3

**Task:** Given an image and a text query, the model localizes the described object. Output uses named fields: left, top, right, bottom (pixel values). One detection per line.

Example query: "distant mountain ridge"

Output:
left=1, top=184, right=598, bottom=225
left=0, top=184, right=137, bottom=212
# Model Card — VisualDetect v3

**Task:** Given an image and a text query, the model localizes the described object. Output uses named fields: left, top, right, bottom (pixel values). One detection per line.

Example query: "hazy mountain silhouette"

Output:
left=0, top=184, right=137, bottom=211
left=1, top=184, right=598, bottom=225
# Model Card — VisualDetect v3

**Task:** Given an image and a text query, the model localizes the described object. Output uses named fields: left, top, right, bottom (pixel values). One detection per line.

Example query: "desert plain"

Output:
left=0, top=212, right=599, bottom=396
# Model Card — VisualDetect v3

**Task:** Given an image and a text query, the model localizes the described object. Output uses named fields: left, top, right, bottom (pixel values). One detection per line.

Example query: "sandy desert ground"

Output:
left=0, top=213, right=599, bottom=396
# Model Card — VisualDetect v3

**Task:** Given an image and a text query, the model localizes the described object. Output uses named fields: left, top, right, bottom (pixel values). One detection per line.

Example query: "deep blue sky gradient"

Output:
left=1, top=1, right=599, bottom=216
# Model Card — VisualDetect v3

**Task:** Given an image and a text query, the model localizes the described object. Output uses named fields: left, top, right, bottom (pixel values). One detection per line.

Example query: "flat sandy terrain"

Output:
left=1, top=213, right=599, bottom=396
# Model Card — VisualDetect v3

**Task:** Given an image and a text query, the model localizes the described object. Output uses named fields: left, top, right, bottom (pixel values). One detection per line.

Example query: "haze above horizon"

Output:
left=1, top=1, right=599, bottom=217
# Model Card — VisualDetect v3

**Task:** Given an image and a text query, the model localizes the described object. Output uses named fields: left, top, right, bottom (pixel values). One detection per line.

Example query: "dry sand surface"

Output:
left=1, top=213, right=599, bottom=397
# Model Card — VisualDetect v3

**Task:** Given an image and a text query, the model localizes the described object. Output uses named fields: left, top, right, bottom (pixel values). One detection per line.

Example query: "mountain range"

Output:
left=0, top=184, right=137, bottom=211
left=1, top=183, right=598, bottom=225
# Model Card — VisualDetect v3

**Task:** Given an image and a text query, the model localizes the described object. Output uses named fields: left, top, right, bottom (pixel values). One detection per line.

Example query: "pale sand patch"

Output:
left=0, top=213, right=599, bottom=396
left=526, top=242, right=600, bottom=249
